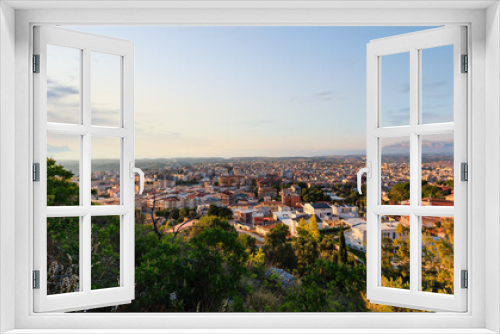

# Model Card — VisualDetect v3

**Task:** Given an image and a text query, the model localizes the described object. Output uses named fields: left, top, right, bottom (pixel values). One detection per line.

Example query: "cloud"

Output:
left=312, top=90, right=346, bottom=101
left=383, top=107, right=409, bottom=126
left=47, top=144, right=71, bottom=153
left=426, top=80, right=447, bottom=89
left=291, top=90, right=346, bottom=103
left=47, top=83, right=79, bottom=100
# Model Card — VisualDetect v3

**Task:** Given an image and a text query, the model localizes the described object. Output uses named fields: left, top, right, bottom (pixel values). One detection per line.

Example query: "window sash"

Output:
left=33, top=26, right=135, bottom=313
left=366, top=26, right=467, bottom=312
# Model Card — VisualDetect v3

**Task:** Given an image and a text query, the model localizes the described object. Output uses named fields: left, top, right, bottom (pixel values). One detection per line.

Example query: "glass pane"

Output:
left=47, top=45, right=81, bottom=124
left=421, top=45, right=454, bottom=124
left=91, top=137, right=121, bottom=205
left=422, top=216, right=454, bottom=294
left=380, top=215, right=410, bottom=290
left=47, top=134, right=80, bottom=206
left=421, top=133, right=454, bottom=206
left=381, top=137, right=410, bottom=205
left=381, top=52, right=410, bottom=127
left=91, top=52, right=121, bottom=127
left=91, top=215, right=120, bottom=290
left=47, top=217, right=80, bottom=295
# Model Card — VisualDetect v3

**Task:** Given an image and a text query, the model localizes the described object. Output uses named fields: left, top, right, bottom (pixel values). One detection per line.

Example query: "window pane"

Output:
left=421, top=133, right=454, bottom=206
left=91, top=137, right=121, bottom=205
left=421, top=45, right=454, bottom=124
left=91, top=52, right=121, bottom=127
left=422, top=216, right=454, bottom=294
left=91, top=215, right=120, bottom=290
left=381, top=52, right=410, bottom=127
left=380, top=215, right=410, bottom=290
left=381, top=137, right=410, bottom=205
left=47, top=45, right=81, bottom=124
left=47, top=217, right=80, bottom=295
left=47, top=134, right=80, bottom=206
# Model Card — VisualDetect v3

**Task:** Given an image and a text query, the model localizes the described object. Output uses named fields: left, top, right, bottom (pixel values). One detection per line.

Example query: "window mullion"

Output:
left=409, top=47, right=420, bottom=295
left=81, top=47, right=92, bottom=294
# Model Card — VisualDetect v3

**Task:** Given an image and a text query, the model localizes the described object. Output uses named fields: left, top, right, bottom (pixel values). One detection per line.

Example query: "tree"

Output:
left=189, top=224, right=248, bottom=311
left=388, top=182, right=410, bottom=204
left=189, top=215, right=234, bottom=238
left=422, top=218, right=454, bottom=294
left=308, top=215, right=320, bottom=239
left=207, top=204, right=233, bottom=220
left=381, top=222, right=410, bottom=288
left=47, top=217, right=79, bottom=295
left=422, top=185, right=446, bottom=200
left=293, top=235, right=319, bottom=274
left=339, top=223, right=348, bottom=264
left=280, top=259, right=368, bottom=312
left=296, top=218, right=309, bottom=238
left=91, top=215, right=121, bottom=290
left=46, top=158, right=79, bottom=206
left=237, top=234, right=257, bottom=254
left=264, top=224, right=297, bottom=270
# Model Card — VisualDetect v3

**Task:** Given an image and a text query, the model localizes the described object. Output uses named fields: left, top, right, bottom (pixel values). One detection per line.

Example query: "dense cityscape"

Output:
left=47, top=153, right=454, bottom=312
left=86, top=155, right=454, bottom=252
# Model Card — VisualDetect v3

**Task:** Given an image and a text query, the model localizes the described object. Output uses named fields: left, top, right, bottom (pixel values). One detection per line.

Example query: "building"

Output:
left=303, top=202, right=333, bottom=220
left=281, top=189, right=301, bottom=208
left=332, top=204, right=359, bottom=219
left=258, top=187, right=278, bottom=199
left=344, top=222, right=367, bottom=251
left=219, top=175, right=246, bottom=187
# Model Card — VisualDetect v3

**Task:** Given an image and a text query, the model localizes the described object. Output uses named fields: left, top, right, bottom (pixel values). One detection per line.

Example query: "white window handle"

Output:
left=357, top=162, right=371, bottom=195
left=129, top=162, right=145, bottom=195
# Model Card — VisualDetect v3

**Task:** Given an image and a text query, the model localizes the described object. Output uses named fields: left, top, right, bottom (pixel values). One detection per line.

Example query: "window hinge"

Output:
left=461, top=54, right=468, bottom=73
left=461, top=162, right=468, bottom=181
left=33, top=163, right=40, bottom=182
left=33, top=54, right=40, bottom=73
left=461, top=270, right=468, bottom=289
left=33, top=270, right=40, bottom=289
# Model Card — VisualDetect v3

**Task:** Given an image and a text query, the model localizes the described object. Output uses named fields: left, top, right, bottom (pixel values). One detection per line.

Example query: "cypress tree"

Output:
left=339, top=223, right=348, bottom=264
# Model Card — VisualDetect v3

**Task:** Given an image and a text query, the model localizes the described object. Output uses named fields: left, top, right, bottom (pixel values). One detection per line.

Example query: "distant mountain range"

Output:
left=54, top=141, right=452, bottom=175
left=382, top=140, right=453, bottom=155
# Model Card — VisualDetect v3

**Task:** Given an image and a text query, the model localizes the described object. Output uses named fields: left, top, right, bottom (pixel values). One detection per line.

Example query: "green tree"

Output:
left=388, top=182, right=410, bottom=204
left=189, top=215, right=234, bottom=238
left=264, top=224, right=297, bottom=271
left=46, top=158, right=79, bottom=206
left=207, top=204, right=234, bottom=220
left=339, top=223, right=348, bottom=264
left=422, top=218, right=454, bottom=294
left=296, top=218, right=309, bottom=238
left=293, top=235, right=319, bottom=274
left=280, top=259, right=368, bottom=312
left=91, top=215, right=121, bottom=290
left=422, top=185, right=446, bottom=200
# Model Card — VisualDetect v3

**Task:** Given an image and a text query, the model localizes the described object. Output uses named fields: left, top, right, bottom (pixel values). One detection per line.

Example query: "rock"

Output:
left=265, top=268, right=295, bottom=289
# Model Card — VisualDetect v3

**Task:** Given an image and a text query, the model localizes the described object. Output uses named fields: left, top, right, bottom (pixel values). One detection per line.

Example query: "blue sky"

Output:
left=47, top=26, right=453, bottom=159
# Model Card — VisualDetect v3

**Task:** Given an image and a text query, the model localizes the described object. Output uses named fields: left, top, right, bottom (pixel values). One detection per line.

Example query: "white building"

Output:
left=332, top=204, right=359, bottom=219
left=303, top=203, right=333, bottom=220
left=344, top=222, right=367, bottom=251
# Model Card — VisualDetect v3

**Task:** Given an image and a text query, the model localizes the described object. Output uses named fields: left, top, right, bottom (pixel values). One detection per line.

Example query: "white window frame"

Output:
left=366, top=26, right=467, bottom=312
left=33, top=25, right=136, bottom=312
left=1, top=2, right=499, bottom=333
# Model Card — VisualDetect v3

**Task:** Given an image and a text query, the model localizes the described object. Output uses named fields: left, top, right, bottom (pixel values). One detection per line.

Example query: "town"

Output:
left=87, top=156, right=455, bottom=253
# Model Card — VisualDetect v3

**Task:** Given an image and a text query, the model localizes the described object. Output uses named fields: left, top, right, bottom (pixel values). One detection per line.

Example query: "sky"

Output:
left=46, top=26, right=454, bottom=160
